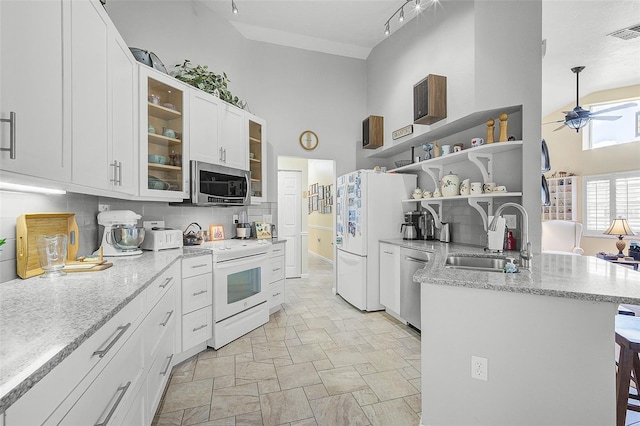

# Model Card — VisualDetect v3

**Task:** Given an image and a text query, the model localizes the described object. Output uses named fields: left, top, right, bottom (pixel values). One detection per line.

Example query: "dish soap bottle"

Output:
left=506, top=230, right=516, bottom=251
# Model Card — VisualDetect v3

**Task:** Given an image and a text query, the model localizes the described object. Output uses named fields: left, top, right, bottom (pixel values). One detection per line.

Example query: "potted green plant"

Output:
left=172, top=60, right=246, bottom=109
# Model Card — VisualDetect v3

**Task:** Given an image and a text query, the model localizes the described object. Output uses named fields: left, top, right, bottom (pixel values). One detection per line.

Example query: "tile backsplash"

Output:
left=0, top=191, right=276, bottom=283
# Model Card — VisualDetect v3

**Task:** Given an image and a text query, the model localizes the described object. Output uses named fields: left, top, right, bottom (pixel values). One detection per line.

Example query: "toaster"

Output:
left=140, top=221, right=183, bottom=251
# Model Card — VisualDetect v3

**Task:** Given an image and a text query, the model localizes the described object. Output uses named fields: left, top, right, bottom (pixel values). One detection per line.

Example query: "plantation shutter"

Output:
left=583, top=171, right=640, bottom=235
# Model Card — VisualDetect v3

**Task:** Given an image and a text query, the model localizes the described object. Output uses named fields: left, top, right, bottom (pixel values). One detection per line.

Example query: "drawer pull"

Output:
left=160, top=354, right=174, bottom=376
left=191, top=263, right=209, bottom=269
left=159, top=277, right=173, bottom=289
left=193, top=324, right=207, bottom=332
left=93, top=323, right=131, bottom=358
left=192, top=290, right=207, bottom=296
left=273, top=292, right=281, bottom=297
left=160, top=310, right=174, bottom=327
left=272, top=267, right=281, bottom=272
left=94, top=381, right=131, bottom=426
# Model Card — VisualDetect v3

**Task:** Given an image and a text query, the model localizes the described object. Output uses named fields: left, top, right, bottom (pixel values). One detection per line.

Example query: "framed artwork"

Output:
left=255, top=222, right=272, bottom=239
left=209, top=224, right=225, bottom=241
left=324, top=205, right=332, bottom=214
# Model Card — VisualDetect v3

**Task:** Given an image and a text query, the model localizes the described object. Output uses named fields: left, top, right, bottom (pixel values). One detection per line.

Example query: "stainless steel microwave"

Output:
left=185, top=161, right=250, bottom=206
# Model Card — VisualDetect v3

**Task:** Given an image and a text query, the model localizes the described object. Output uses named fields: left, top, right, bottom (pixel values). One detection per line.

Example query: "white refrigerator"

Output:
left=336, top=170, right=416, bottom=311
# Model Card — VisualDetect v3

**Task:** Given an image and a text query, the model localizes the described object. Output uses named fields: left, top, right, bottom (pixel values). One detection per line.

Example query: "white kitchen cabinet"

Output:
left=268, top=242, right=286, bottom=313
left=379, top=243, right=401, bottom=315
left=542, top=176, right=578, bottom=221
left=218, top=103, right=248, bottom=170
left=0, top=0, right=70, bottom=182
left=190, top=89, right=221, bottom=165
left=4, top=262, right=178, bottom=426
left=179, top=255, right=213, bottom=352
left=69, top=0, right=138, bottom=196
left=247, top=113, right=267, bottom=203
left=139, top=66, right=190, bottom=200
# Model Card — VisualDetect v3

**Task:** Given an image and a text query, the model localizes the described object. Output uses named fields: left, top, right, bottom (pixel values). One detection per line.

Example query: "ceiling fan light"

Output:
left=566, top=117, right=589, bottom=131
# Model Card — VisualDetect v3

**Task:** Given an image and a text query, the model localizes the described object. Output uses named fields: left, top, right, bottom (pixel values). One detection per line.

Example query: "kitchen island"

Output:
left=412, top=242, right=640, bottom=425
left=0, top=248, right=209, bottom=416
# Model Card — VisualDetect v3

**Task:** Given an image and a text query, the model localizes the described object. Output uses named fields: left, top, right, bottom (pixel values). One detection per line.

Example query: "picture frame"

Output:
left=319, top=185, right=324, bottom=200
left=209, top=224, right=225, bottom=241
left=254, top=222, right=272, bottom=239
left=324, top=205, right=332, bottom=214
left=636, top=111, right=640, bottom=137
left=312, top=196, right=318, bottom=211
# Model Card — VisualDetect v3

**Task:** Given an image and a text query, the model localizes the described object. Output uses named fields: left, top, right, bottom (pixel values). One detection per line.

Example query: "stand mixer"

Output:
left=96, top=210, right=145, bottom=256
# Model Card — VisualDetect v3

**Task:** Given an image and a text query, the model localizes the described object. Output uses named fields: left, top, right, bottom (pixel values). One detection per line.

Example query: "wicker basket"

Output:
left=394, top=160, right=412, bottom=168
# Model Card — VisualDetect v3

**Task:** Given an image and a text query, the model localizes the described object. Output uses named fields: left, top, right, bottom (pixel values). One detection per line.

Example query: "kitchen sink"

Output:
left=444, top=255, right=508, bottom=273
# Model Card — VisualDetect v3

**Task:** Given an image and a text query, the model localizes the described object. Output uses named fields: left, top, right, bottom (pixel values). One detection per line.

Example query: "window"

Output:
left=583, top=171, right=640, bottom=236
left=583, top=99, right=640, bottom=150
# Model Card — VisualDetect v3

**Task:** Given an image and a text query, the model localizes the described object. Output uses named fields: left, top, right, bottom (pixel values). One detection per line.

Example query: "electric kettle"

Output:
left=401, top=222, right=418, bottom=240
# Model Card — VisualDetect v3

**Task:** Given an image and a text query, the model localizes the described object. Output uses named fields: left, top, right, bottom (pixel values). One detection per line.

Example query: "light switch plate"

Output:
left=263, top=214, right=273, bottom=223
left=504, top=215, right=517, bottom=229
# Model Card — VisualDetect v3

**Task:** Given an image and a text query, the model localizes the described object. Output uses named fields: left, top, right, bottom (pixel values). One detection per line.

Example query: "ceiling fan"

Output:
left=546, top=66, right=637, bottom=132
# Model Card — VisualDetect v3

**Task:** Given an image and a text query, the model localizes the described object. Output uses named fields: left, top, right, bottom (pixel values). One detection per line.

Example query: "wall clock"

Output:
left=299, top=130, right=319, bottom=151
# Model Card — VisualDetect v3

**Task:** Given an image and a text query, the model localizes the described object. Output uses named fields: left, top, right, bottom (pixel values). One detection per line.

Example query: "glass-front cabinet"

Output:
left=247, top=113, right=267, bottom=204
left=139, top=65, right=189, bottom=199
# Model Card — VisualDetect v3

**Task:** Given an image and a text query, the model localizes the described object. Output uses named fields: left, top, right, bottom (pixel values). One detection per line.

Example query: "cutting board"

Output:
left=16, top=213, right=79, bottom=279
left=64, top=262, right=113, bottom=273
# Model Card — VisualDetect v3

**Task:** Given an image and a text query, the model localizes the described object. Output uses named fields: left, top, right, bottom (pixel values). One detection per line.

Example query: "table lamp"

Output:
left=603, top=218, right=636, bottom=258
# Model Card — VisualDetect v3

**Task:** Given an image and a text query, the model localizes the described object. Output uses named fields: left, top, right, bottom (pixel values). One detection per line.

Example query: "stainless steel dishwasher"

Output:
left=400, top=247, right=431, bottom=331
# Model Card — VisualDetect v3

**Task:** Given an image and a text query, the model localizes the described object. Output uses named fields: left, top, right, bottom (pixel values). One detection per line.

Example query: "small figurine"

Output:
left=498, top=113, right=508, bottom=142
left=486, top=119, right=495, bottom=144
left=433, top=140, right=441, bottom=158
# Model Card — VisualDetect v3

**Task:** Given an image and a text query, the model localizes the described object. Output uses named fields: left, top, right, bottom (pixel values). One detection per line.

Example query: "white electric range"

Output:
left=194, top=239, right=272, bottom=349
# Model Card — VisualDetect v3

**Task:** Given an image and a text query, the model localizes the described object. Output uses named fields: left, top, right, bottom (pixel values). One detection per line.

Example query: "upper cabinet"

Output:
left=218, top=103, right=248, bottom=171
left=139, top=66, right=190, bottom=200
left=247, top=113, right=267, bottom=204
left=0, top=0, right=70, bottom=182
left=69, top=0, right=138, bottom=196
left=190, top=90, right=220, bottom=165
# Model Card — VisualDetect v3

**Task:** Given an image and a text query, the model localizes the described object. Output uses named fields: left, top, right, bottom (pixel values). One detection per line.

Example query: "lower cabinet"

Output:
left=379, top=243, right=401, bottom=316
left=4, top=262, right=178, bottom=426
left=268, top=243, right=286, bottom=313
left=179, top=255, right=213, bottom=352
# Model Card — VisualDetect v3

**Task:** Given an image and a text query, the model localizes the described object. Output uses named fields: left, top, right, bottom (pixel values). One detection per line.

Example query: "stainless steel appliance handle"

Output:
left=93, top=323, right=131, bottom=358
left=0, top=112, right=16, bottom=159
left=404, top=255, right=429, bottom=264
left=216, top=252, right=268, bottom=269
left=94, top=381, right=131, bottom=426
left=160, top=310, right=174, bottom=327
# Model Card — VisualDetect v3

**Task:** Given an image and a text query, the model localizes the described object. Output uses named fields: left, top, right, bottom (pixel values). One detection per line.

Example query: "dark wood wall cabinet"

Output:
left=363, top=115, right=383, bottom=149
left=413, top=74, right=447, bottom=125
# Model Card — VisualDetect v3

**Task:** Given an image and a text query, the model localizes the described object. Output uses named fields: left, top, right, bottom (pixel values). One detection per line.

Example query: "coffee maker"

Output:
left=405, top=210, right=435, bottom=240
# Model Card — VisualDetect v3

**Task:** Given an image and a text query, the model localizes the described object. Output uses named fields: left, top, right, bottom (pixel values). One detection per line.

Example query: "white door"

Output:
left=278, top=171, right=301, bottom=278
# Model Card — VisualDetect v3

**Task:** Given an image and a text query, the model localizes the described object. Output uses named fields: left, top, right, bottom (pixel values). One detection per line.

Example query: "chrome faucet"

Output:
left=488, top=202, right=532, bottom=269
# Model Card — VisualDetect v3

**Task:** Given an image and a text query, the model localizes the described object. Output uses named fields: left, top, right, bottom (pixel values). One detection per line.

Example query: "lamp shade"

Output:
left=603, top=218, right=636, bottom=236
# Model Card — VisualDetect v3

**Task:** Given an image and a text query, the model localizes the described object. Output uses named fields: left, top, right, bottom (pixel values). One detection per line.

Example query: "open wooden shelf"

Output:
left=148, top=133, right=182, bottom=146
left=148, top=102, right=182, bottom=120
left=148, top=163, right=182, bottom=172
left=249, top=136, right=261, bottom=144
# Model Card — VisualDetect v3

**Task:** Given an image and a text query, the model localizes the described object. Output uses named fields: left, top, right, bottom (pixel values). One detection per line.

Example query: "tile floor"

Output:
left=152, top=256, right=422, bottom=426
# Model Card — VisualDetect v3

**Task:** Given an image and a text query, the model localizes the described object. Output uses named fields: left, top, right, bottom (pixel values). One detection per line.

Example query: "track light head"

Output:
left=399, top=7, right=405, bottom=22
left=415, top=0, right=421, bottom=11
left=232, top=0, right=238, bottom=14
left=384, top=21, right=390, bottom=35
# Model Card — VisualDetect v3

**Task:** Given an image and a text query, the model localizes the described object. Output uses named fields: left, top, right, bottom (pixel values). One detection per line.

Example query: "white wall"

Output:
left=362, top=0, right=542, bottom=249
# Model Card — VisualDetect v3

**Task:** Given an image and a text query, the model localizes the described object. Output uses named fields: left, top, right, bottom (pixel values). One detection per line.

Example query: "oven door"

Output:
left=213, top=253, right=268, bottom=322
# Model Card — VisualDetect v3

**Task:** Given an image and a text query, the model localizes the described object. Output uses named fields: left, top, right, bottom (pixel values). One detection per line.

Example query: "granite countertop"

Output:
left=0, top=248, right=210, bottom=414
left=380, top=239, right=640, bottom=305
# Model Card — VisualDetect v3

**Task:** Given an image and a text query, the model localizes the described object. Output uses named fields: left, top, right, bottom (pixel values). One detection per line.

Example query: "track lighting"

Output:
left=385, top=0, right=437, bottom=36
left=232, top=0, right=238, bottom=14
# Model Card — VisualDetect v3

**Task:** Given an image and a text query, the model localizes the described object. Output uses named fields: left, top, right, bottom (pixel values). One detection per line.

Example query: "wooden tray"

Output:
left=64, top=262, right=113, bottom=273
left=16, top=213, right=79, bottom=279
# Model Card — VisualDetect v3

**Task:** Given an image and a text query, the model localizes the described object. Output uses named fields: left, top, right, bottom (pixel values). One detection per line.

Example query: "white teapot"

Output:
left=411, top=188, right=423, bottom=199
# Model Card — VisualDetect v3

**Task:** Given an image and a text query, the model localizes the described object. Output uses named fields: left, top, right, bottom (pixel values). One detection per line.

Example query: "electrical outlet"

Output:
left=263, top=214, right=273, bottom=223
left=233, top=214, right=239, bottom=224
left=471, top=356, right=488, bottom=381
left=504, top=214, right=517, bottom=229
left=98, top=204, right=110, bottom=212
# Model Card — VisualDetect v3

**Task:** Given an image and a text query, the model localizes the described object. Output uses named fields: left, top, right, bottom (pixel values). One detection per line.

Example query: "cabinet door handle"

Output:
left=223, top=148, right=227, bottom=162
left=273, top=292, right=281, bottom=297
left=159, top=276, right=173, bottom=289
left=0, top=111, right=16, bottom=159
left=191, top=264, right=208, bottom=269
left=272, top=267, right=281, bottom=272
left=193, top=290, right=207, bottom=296
left=193, top=324, right=207, bottom=332
left=383, top=251, right=394, bottom=255
left=160, top=354, right=174, bottom=376
left=109, top=161, right=118, bottom=183
left=117, top=161, right=122, bottom=186
left=160, top=310, right=174, bottom=327
left=94, top=381, right=131, bottom=426
left=219, top=147, right=223, bottom=162
left=93, top=323, right=131, bottom=358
